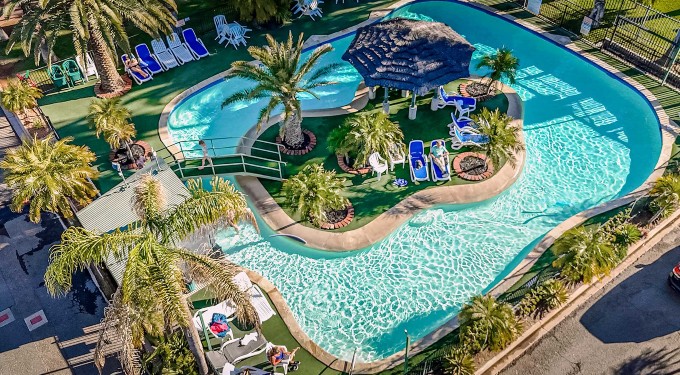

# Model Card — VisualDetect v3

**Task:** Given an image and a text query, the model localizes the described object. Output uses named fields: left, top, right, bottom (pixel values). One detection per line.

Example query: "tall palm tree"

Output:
left=442, top=346, right=475, bottom=375
left=328, top=111, right=405, bottom=168
left=3, top=0, right=176, bottom=95
left=227, top=0, right=289, bottom=25
left=472, top=107, right=524, bottom=169
left=282, top=164, right=349, bottom=227
left=649, top=174, right=680, bottom=219
left=476, top=48, right=519, bottom=92
left=88, top=98, right=136, bottom=158
left=0, top=136, right=98, bottom=222
left=551, top=226, right=619, bottom=283
left=223, top=32, right=339, bottom=148
left=0, top=79, right=43, bottom=120
left=44, top=175, right=259, bottom=375
left=458, top=294, right=520, bottom=353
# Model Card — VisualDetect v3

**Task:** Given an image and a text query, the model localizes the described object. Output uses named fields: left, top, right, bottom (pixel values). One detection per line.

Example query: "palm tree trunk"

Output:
left=125, top=140, right=134, bottom=161
left=87, top=22, right=125, bottom=95
left=182, top=303, right=210, bottom=375
left=282, top=113, right=304, bottom=148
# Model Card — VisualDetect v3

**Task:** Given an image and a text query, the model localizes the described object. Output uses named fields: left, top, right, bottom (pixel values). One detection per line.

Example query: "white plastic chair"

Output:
left=368, top=152, right=388, bottom=181
left=214, top=15, right=228, bottom=40
left=76, top=53, right=98, bottom=81
left=388, top=144, right=406, bottom=171
left=166, top=33, right=195, bottom=64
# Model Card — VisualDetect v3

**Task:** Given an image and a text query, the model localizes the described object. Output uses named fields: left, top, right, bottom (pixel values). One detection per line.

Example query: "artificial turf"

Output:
left=256, top=80, right=509, bottom=232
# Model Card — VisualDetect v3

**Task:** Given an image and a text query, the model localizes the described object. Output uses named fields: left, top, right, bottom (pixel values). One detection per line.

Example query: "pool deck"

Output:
left=155, top=0, right=678, bottom=373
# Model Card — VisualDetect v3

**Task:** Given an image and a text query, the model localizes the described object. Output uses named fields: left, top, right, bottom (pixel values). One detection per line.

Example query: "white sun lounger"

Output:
left=150, top=38, right=179, bottom=70
left=166, top=33, right=195, bottom=64
left=233, top=272, right=276, bottom=323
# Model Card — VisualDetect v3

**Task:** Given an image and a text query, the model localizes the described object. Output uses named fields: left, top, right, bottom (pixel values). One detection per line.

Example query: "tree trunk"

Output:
left=87, top=22, right=125, bottom=94
left=124, top=140, right=134, bottom=161
left=282, top=113, right=304, bottom=148
left=182, top=303, right=210, bottom=375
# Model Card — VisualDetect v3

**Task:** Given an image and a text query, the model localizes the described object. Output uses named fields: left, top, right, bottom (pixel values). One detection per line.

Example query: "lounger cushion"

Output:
left=222, top=332, right=267, bottom=363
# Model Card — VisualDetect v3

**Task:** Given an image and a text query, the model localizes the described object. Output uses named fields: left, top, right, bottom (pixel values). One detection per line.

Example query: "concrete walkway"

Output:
left=499, top=225, right=680, bottom=375
left=0, top=184, right=120, bottom=374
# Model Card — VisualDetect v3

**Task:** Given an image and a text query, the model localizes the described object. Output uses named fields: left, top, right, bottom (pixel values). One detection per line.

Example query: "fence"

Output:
left=504, top=0, right=680, bottom=88
left=22, top=52, right=96, bottom=94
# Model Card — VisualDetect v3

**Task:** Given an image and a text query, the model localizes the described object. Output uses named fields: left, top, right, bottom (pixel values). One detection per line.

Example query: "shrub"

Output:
left=143, top=332, right=199, bottom=375
left=458, top=295, right=521, bottom=353
left=517, top=279, right=568, bottom=318
left=442, top=346, right=476, bottom=375
left=649, top=174, right=680, bottom=219
left=282, top=164, right=349, bottom=226
left=327, top=111, right=404, bottom=168
left=551, top=226, right=619, bottom=284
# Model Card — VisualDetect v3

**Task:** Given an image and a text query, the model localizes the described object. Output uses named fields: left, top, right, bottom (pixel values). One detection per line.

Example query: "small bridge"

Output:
left=155, top=137, right=287, bottom=181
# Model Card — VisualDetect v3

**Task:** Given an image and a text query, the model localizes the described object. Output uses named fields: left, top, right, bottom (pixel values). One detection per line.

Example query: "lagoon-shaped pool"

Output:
left=168, top=0, right=662, bottom=362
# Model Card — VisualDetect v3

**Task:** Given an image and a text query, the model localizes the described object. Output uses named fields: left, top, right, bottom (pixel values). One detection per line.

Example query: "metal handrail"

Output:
left=156, top=136, right=287, bottom=181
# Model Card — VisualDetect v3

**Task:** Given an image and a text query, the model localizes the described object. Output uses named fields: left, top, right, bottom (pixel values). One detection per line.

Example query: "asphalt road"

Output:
left=500, top=225, right=680, bottom=375
left=0, top=184, right=120, bottom=374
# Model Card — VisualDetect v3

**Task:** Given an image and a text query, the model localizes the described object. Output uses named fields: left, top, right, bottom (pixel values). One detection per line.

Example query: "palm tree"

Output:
left=458, top=294, right=521, bottom=353
left=88, top=98, right=136, bottom=158
left=476, top=48, right=519, bottom=92
left=649, top=174, right=680, bottom=219
left=223, top=32, right=339, bottom=148
left=328, top=111, right=405, bottom=168
left=227, top=0, right=289, bottom=25
left=44, top=175, right=259, bottom=375
left=551, top=226, right=619, bottom=283
left=282, top=164, right=349, bottom=227
left=442, top=346, right=475, bottom=375
left=0, top=136, right=98, bottom=222
left=4, top=0, right=176, bottom=95
left=472, top=107, right=524, bottom=169
left=0, top=79, right=43, bottom=121
left=517, top=279, right=568, bottom=318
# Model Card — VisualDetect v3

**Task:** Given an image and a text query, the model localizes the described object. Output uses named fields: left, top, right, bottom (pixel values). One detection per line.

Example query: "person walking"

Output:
left=198, top=140, right=213, bottom=170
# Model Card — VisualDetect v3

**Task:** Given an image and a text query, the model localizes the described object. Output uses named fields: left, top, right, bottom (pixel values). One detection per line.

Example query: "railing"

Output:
left=500, top=0, right=680, bottom=88
left=155, top=136, right=287, bottom=181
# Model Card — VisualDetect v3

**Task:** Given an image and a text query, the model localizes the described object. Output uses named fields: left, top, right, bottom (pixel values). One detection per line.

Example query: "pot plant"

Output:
left=282, top=164, right=351, bottom=229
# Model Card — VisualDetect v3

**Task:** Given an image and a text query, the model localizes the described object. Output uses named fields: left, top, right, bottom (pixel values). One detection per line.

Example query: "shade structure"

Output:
left=342, top=17, right=476, bottom=96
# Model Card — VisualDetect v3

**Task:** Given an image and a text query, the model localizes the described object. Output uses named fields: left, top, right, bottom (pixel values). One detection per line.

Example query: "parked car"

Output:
left=668, top=262, right=680, bottom=292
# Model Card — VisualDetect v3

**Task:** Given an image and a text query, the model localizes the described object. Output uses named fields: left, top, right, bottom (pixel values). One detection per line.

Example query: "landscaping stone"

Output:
left=319, top=203, right=354, bottom=230
left=337, top=154, right=372, bottom=175
left=276, top=129, right=317, bottom=156
left=453, top=152, right=494, bottom=180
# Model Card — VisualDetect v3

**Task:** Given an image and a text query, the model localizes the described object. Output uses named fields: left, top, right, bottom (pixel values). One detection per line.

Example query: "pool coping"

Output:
left=234, top=79, right=524, bottom=251
left=157, top=0, right=678, bottom=372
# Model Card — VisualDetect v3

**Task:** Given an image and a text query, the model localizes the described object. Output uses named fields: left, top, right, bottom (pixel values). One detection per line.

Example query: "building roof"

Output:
left=76, top=160, right=190, bottom=285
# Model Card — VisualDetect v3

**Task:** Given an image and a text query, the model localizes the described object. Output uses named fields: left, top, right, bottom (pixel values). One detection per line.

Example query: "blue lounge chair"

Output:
left=451, top=126, right=490, bottom=150
left=430, top=140, right=451, bottom=182
left=121, top=54, right=153, bottom=85
left=182, top=28, right=210, bottom=59
left=62, top=59, right=84, bottom=86
left=134, top=44, right=164, bottom=74
left=408, top=140, right=429, bottom=182
left=437, top=86, right=477, bottom=118
left=49, top=65, right=69, bottom=89
left=448, top=112, right=478, bottom=137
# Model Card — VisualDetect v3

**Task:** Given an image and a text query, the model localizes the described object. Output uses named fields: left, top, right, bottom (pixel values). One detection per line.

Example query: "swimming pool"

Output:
left=168, top=0, right=662, bottom=362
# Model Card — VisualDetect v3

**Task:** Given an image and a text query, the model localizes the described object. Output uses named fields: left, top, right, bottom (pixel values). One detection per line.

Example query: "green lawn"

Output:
left=256, top=81, right=509, bottom=231
left=38, top=0, right=402, bottom=193
left=190, top=292, right=342, bottom=375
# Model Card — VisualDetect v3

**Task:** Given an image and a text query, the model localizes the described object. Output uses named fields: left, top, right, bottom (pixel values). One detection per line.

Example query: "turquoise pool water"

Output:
left=170, top=1, right=662, bottom=362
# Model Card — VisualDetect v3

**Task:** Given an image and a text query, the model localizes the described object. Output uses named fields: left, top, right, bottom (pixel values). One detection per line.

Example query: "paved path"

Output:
left=0, top=184, right=120, bottom=374
left=500, top=225, right=680, bottom=375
